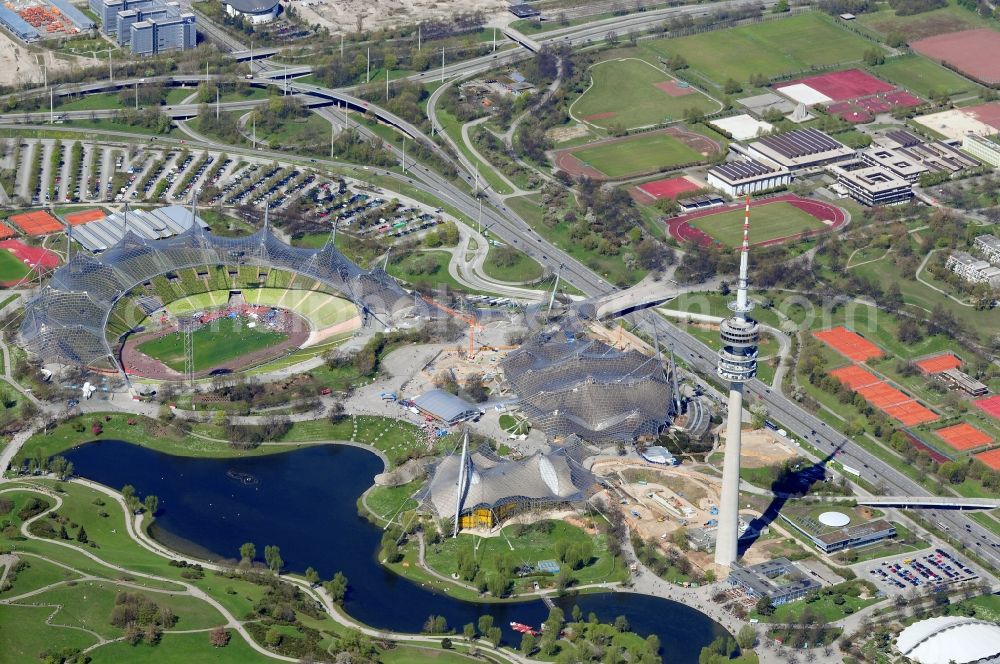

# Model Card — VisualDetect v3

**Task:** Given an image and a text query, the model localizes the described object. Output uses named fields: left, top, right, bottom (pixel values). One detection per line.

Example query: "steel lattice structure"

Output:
left=20, top=223, right=411, bottom=369
left=501, top=332, right=673, bottom=447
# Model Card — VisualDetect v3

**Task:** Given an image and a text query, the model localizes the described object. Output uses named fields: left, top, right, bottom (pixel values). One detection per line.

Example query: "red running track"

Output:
left=665, top=194, right=847, bottom=247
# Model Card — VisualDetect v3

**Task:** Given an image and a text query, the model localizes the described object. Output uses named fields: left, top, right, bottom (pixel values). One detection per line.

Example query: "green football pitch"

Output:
left=572, top=57, right=719, bottom=129
left=137, top=316, right=288, bottom=372
left=0, top=249, right=31, bottom=283
left=569, top=132, right=704, bottom=178
left=643, top=12, right=879, bottom=85
left=689, top=202, right=826, bottom=247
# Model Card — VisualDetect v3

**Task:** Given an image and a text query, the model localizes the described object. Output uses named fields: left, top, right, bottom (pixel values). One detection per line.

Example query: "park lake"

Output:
left=63, top=440, right=728, bottom=661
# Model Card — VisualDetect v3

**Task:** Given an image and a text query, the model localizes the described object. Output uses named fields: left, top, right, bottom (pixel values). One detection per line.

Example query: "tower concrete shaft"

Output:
left=715, top=197, right=759, bottom=568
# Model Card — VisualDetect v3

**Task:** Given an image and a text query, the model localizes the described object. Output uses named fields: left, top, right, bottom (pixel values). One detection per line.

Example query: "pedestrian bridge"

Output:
left=856, top=496, right=1000, bottom=510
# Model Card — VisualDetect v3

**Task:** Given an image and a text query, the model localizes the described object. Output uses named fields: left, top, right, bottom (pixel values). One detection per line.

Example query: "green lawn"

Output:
left=57, top=93, right=123, bottom=112
left=643, top=12, right=878, bottom=85
left=424, top=520, right=626, bottom=592
left=0, top=604, right=97, bottom=664
left=0, top=555, right=80, bottom=598
left=856, top=0, right=994, bottom=40
left=0, top=248, right=31, bottom=282
left=569, top=132, right=703, bottom=178
left=572, top=56, right=719, bottom=129
left=481, top=245, right=544, bottom=283
left=136, top=316, right=288, bottom=373
left=873, top=54, right=978, bottom=98
left=688, top=202, right=827, bottom=247
left=87, top=631, right=267, bottom=663
left=364, top=479, right=423, bottom=520
left=762, top=580, right=883, bottom=623
left=386, top=250, right=467, bottom=292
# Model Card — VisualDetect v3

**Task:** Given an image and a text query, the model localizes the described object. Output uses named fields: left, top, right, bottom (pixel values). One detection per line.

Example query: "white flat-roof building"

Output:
left=974, top=234, right=1000, bottom=263
left=707, top=158, right=791, bottom=196
left=860, top=147, right=927, bottom=183
left=830, top=160, right=912, bottom=207
left=741, top=128, right=854, bottom=171
left=224, top=0, right=278, bottom=23
left=946, top=251, right=1000, bottom=288
left=962, top=133, right=1000, bottom=167
left=896, top=617, right=1000, bottom=664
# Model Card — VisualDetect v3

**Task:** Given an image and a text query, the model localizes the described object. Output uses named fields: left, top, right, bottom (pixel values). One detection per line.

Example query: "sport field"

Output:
left=643, top=12, right=878, bottom=85
left=0, top=249, right=31, bottom=282
left=873, top=54, right=978, bottom=98
left=857, top=0, right=993, bottom=40
left=688, top=201, right=826, bottom=247
left=569, top=132, right=703, bottom=178
left=137, top=316, right=288, bottom=372
left=572, top=57, right=719, bottom=129
left=162, top=289, right=356, bottom=330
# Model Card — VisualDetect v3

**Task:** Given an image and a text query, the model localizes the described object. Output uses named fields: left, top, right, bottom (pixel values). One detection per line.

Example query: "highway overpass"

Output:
left=856, top=497, right=1000, bottom=510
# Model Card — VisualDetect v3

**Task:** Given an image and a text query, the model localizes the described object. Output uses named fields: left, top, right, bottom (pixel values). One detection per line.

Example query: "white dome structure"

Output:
left=897, top=617, right=1000, bottom=664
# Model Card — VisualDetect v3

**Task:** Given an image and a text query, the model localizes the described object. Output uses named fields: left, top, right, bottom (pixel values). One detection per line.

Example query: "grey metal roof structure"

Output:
left=412, top=389, right=480, bottom=424
left=72, top=205, right=207, bottom=253
left=48, top=0, right=97, bottom=30
left=501, top=332, right=673, bottom=447
left=0, top=5, right=40, bottom=41
left=424, top=444, right=596, bottom=521
left=20, top=213, right=411, bottom=368
left=224, top=0, right=278, bottom=14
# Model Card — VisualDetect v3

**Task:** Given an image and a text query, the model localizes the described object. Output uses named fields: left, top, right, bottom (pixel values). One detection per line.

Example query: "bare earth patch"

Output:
left=295, top=0, right=507, bottom=35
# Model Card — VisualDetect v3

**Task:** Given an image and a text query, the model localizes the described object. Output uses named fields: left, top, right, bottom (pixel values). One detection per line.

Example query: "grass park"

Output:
left=873, top=54, right=979, bottom=99
left=856, top=0, right=994, bottom=40
left=688, top=201, right=827, bottom=248
left=569, top=132, right=704, bottom=178
left=572, top=57, right=720, bottom=130
left=136, top=316, right=289, bottom=373
left=0, top=249, right=32, bottom=283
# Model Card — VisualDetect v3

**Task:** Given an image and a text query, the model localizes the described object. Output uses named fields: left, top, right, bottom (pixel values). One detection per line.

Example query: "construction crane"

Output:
left=421, top=295, right=480, bottom=358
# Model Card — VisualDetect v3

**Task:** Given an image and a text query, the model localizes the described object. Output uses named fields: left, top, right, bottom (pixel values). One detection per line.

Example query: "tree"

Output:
left=240, top=542, right=256, bottom=563
left=210, top=626, right=231, bottom=647
left=325, top=571, right=348, bottom=603
left=441, top=637, right=453, bottom=649
left=59, top=524, right=69, bottom=539
left=521, top=631, right=536, bottom=654
left=614, top=615, right=630, bottom=632
left=737, top=624, right=757, bottom=650
left=76, top=526, right=88, bottom=544
left=143, top=495, right=158, bottom=518
left=756, top=595, right=775, bottom=616
left=463, top=622, right=477, bottom=640
left=478, top=614, right=494, bottom=637
left=772, top=0, right=789, bottom=11
left=265, top=627, right=282, bottom=647
left=724, top=78, right=742, bottom=95
left=263, top=544, right=283, bottom=573
left=486, top=626, right=502, bottom=648
left=305, top=566, right=320, bottom=586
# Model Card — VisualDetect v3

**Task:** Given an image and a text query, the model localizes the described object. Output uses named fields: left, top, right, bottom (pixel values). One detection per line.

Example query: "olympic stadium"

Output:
left=19, top=209, right=412, bottom=381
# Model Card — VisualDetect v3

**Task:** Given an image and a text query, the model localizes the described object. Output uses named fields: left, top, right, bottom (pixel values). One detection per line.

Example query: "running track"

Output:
left=665, top=194, right=847, bottom=247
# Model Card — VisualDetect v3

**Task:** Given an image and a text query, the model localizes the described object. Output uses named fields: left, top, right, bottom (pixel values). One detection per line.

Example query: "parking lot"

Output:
left=860, top=548, right=980, bottom=595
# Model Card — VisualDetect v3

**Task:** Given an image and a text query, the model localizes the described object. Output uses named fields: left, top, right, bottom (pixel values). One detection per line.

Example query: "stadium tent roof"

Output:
left=20, top=215, right=412, bottom=367
left=224, top=0, right=278, bottom=13
left=412, top=389, right=479, bottom=424
left=426, top=446, right=594, bottom=519
left=501, top=333, right=673, bottom=446
left=897, top=617, right=1000, bottom=664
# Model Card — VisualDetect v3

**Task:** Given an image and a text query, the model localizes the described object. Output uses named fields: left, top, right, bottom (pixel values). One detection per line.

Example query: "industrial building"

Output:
left=0, top=5, right=39, bottom=41
left=727, top=558, right=821, bottom=606
left=830, top=160, right=913, bottom=207
left=975, top=234, right=1000, bottom=264
left=876, top=130, right=980, bottom=173
left=69, top=205, right=208, bottom=253
left=739, top=128, right=854, bottom=171
left=946, top=251, right=1000, bottom=288
left=223, top=0, right=279, bottom=24
left=779, top=514, right=896, bottom=553
left=938, top=368, right=989, bottom=397
left=896, top=617, right=1000, bottom=664
left=501, top=331, right=674, bottom=447
left=962, top=133, right=1000, bottom=168
left=424, top=442, right=594, bottom=530
left=706, top=158, right=791, bottom=196
left=411, top=389, right=480, bottom=425
left=49, top=0, right=96, bottom=30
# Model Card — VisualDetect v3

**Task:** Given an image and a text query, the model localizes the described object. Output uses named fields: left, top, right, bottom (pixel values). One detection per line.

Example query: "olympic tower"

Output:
left=714, top=197, right=759, bottom=567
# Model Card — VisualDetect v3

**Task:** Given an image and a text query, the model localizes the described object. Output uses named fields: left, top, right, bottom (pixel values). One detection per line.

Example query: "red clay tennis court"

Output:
left=916, top=353, right=962, bottom=374
left=778, top=69, right=894, bottom=102
left=0, top=224, right=15, bottom=240
left=814, top=326, right=883, bottom=362
left=64, top=209, right=106, bottom=226
left=975, top=448, right=1000, bottom=471
left=858, top=382, right=909, bottom=408
left=637, top=176, right=700, bottom=200
left=8, top=210, right=63, bottom=236
left=975, top=395, right=1000, bottom=420
left=935, top=423, right=992, bottom=451
left=883, top=401, right=939, bottom=426
left=830, top=365, right=880, bottom=390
